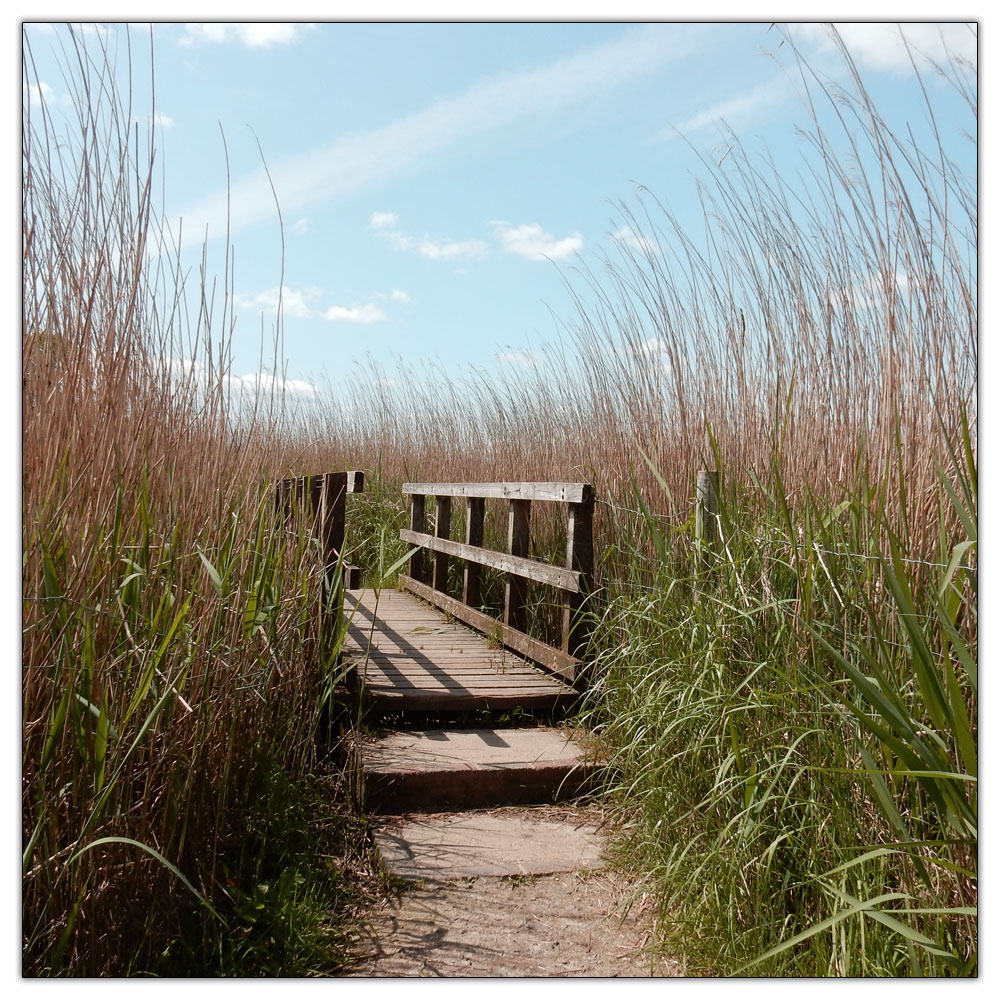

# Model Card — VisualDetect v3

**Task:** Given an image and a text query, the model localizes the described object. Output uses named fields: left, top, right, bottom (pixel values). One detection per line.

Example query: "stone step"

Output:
left=360, top=728, right=598, bottom=813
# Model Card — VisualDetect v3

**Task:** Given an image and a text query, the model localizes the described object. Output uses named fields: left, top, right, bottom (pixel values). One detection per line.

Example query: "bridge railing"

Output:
left=275, top=470, right=365, bottom=591
left=398, top=482, right=594, bottom=683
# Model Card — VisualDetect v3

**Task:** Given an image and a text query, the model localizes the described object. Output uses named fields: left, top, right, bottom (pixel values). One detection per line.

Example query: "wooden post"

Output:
left=320, top=472, right=348, bottom=573
left=432, top=496, right=451, bottom=593
left=562, top=485, right=595, bottom=658
left=696, top=469, right=719, bottom=572
left=276, top=478, right=292, bottom=523
left=504, top=499, right=530, bottom=633
left=409, top=494, right=427, bottom=584
left=309, top=473, right=323, bottom=537
left=462, top=496, right=485, bottom=608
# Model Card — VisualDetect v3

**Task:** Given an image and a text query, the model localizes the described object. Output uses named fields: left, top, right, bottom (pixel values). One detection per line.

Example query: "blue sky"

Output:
left=22, top=18, right=978, bottom=400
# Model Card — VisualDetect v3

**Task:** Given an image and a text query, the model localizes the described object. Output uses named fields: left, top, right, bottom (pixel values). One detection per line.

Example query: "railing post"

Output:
left=462, top=496, right=485, bottom=608
left=320, top=472, right=348, bottom=574
left=432, top=496, right=451, bottom=593
left=275, top=477, right=291, bottom=523
left=504, top=499, right=530, bottom=633
left=309, top=473, right=323, bottom=537
left=409, top=494, right=427, bottom=584
left=696, top=469, right=719, bottom=574
left=562, top=484, right=594, bottom=658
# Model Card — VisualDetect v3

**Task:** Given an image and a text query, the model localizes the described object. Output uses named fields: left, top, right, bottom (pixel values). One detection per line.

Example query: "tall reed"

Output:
left=292, top=26, right=977, bottom=974
left=23, top=28, right=369, bottom=975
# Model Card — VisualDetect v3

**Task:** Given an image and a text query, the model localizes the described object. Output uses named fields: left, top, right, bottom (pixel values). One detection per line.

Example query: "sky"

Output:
left=21, top=16, right=978, bottom=402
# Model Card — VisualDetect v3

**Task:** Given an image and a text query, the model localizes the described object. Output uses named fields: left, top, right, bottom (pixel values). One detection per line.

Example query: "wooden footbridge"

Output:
left=276, top=474, right=595, bottom=717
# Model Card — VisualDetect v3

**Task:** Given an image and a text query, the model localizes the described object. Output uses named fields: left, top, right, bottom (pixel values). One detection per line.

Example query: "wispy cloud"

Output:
left=386, top=230, right=489, bottom=262
left=375, top=288, right=413, bottom=304
left=610, top=226, right=655, bottom=255
left=667, top=75, right=791, bottom=139
left=289, top=217, right=311, bottom=236
left=176, top=24, right=698, bottom=246
left=323, top=304, right=388, bottom=324
left=494, top=348, right=541, bottom=368
left=179, top=23, right=310, bottom=49
left=150, top=112, right=175, bottom=130
left=789, top=22, right=977, bottom=76
left=369, top=211, right=399, bottom=229
left=233, top=285, right=321, bottom=319
left=490, top=221, right=582, bottom=261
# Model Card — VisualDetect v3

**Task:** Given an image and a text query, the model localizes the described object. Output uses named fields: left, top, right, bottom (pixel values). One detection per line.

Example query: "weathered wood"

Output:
left=562, top=485, right=595, bottom=658
left=320, top=472, right=348, bottom=572
left=696, top=469, right=719, bottom=572
left=408, top=494, right=427, bottom=583
left=432, top=496, right=451, bottom=593
left=343, top=587, right=577, bottom=710
left=505, top=499, right=531, bottom=633
left=403, top=482, right=589, bottom=503
left=398, top=529, right=582, bottom=592
left=462, top=496, right=485, bottom=608
left=399, top=575, right=578, bottom=681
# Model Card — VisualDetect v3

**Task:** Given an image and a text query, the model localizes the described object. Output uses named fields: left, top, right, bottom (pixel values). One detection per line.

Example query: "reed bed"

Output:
left=298, top=27, right=977, bottom=975
left=22, top=30, right=375, bottom=975
left=23, top=25, right=975, bottom=976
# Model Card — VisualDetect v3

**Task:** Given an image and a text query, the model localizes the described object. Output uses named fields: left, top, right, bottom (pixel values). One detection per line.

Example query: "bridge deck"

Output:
left=342, top=588, right=577, bottom=713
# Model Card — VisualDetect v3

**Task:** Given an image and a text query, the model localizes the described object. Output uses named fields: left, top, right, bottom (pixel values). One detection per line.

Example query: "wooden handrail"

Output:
left=403, top=481, right=589, bottom=503
left=275, top=470, right=365, bottom=587
left=399, top=529, right=584, bottom=592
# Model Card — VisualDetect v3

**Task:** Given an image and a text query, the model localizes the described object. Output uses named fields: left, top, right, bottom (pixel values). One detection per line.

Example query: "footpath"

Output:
left=345, top=727, right=674, bottom=977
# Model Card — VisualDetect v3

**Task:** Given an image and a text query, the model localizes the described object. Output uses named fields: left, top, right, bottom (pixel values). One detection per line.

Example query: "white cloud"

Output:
left=323, top=304, right=388, bottom=324
left=289, top=217, right=311, bottom=235
left=789, top=22, right=977, bottom=76
left=179, top=23, right=309, bottom=49
left=375, top=288, right=413, bottom=304
left=385, top=230, right=489, bottom=262
left=490, top=221, right=583, bottom=261
left=24, top=81, right=72, bottom=112
left=369, top=211, right=399, bottom=229
left=610, top=226, right=655, bottom=255
left=233, top=285, right=321, bottom=319
left=151, top=112, right=175, bottom=130
left=228, top=371, right=319, bottom=396
left=175, top=24, right=697, bottom=246
left=164, top=358, right=319, bottom=397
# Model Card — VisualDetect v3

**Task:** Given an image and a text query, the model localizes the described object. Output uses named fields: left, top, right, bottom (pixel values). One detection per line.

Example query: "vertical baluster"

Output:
left=504, top=498, right=530, bottom=632
left=463, top=496, right=485, bottom=608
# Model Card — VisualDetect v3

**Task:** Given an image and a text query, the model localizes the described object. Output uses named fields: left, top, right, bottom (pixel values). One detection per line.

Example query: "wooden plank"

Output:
left=398, top=529, right=581, bottom=592
left=364, top=690, right=575, bottom=711
left=463, top=496, right=484, bottom=607
left=402, top=482, right=589, bottom=503
left=505, top=499, right=530, bottom=633
left=398, top=576, right=578, bottom=682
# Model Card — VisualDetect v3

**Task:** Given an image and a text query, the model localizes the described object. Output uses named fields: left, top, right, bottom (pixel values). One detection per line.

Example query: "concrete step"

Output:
left=374, top=809, right=605, bottom=881
left=360, top=728, right=599, bottom=812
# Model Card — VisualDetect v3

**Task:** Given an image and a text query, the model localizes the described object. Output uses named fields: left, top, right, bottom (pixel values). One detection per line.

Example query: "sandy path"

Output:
left=346, top=806, right=676, bottom=978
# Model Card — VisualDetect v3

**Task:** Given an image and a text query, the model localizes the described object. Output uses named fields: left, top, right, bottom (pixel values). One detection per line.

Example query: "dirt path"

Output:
left=346, top=805, right=677, bottom=978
